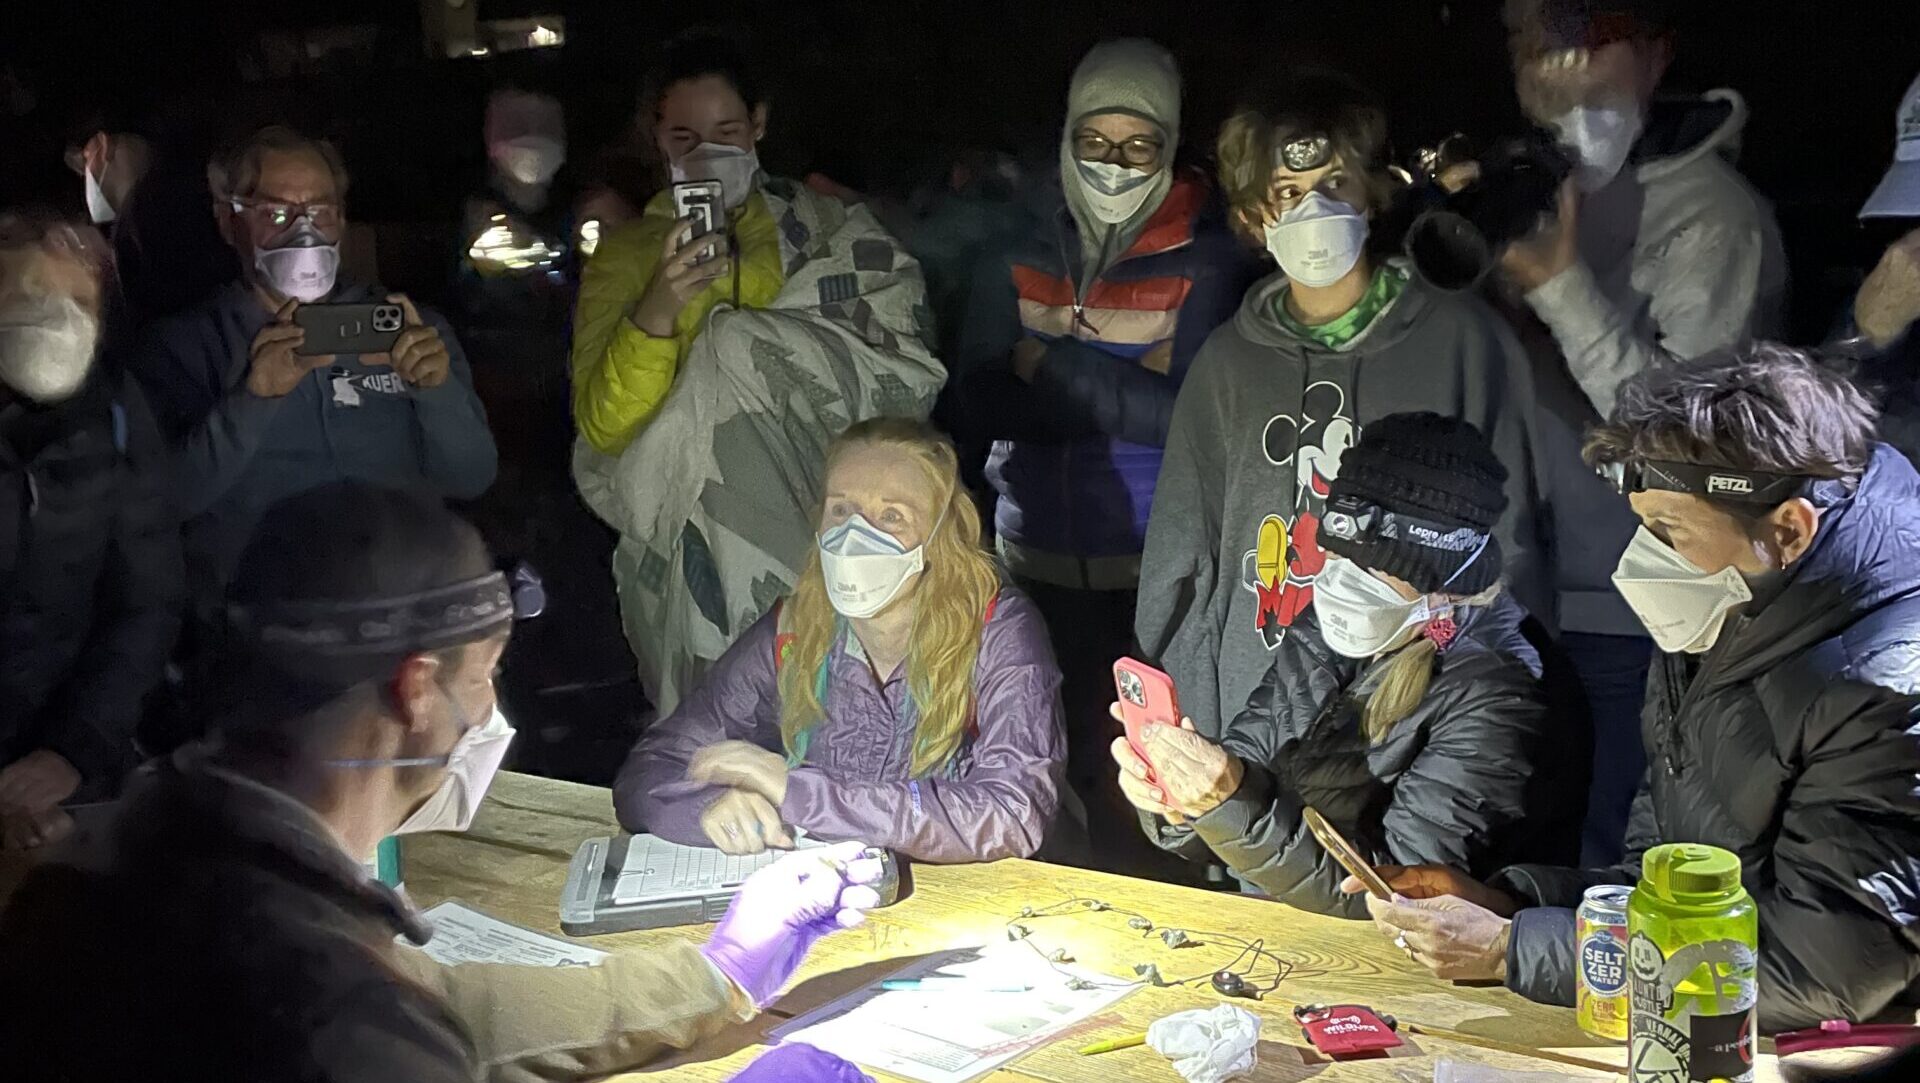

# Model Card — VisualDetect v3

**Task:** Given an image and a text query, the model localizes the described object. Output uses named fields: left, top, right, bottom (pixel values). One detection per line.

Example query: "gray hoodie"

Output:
left=1525, top=90, right=1789, bottom=417
left=1136, top=266, right=1553, bottom=735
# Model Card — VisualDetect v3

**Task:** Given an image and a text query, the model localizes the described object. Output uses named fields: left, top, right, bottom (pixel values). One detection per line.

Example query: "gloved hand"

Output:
left=727, top=1042, right=875, bottom=1083
left=700, top=841, right=885, bottom=1008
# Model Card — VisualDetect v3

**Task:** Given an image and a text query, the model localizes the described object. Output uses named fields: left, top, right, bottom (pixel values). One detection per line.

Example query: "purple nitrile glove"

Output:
left=727, top=1042, right=876, bottom=1083
left=699, top=840, right=884, bottom=1008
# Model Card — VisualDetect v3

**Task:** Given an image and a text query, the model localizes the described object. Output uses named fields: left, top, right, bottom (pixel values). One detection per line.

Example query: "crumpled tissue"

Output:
left=1146, top=1004, right=1263, bottom=1083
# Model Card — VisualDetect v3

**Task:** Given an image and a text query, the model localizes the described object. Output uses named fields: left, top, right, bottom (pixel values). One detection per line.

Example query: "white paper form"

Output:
left=770, top=946, right=1137, bottom=1083
left=410, top=900, right=610, bottom=968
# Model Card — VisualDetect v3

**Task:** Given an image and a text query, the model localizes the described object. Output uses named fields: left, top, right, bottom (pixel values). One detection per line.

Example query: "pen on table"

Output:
left=878, top=977, right=1033, bottom=992
left=1077, top=1033, right=1148, bottom=1056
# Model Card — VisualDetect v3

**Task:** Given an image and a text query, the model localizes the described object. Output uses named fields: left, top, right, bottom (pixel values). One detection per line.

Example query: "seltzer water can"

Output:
left=1577, top=884, right=1633, bottom=1041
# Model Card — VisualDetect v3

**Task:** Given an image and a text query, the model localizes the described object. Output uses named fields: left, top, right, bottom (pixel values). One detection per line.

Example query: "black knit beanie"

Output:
left=1319, top=412, right=1507, bottom=596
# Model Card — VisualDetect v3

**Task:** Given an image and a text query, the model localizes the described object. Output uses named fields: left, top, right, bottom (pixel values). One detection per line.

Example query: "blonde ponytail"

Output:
left=1359, top=584, right=1504, bottom=744
left=1361, top=637, right=1439, bottom=744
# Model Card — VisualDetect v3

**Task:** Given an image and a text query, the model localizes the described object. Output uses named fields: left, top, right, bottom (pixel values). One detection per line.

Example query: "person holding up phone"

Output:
left=132, top=126, right=497, bottom=611
left=570, top=30, right=778, bottom=459
left=571, top=30, right=942, bottom=717
left=1112, top=414, right=1584, bottom=917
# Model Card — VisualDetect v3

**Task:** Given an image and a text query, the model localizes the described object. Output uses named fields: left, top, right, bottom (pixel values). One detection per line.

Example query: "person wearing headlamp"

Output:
left=1346, top=344, right=1920, bottom=1032
left=1136, top=68, right=1553, bottom=756
left=1114, top=414, right=1581, bottom=916
left=0, top=481, right=886, bottom=1082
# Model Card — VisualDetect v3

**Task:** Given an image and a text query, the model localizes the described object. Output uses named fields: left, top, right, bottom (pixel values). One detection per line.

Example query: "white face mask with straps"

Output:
left=670, top=142, right=761, bottom=209
left=1610, top=526, right=1754, bottom=654
left=1313, top=557, right=1432, bottom=659
left=819, top=513, right=931, bottom=619
left=1263, top=191, right=1369, bottom=288
left=327, top=682, right=517, bottom=837
left=1074, top=160, right=1159, bottom=224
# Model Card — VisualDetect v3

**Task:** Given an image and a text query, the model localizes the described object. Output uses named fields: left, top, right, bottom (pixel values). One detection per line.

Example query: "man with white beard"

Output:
left=0, top=211, right=182, bottom=850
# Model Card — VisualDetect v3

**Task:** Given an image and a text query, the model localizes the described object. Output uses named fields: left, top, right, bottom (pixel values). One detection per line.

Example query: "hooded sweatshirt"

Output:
left=1526, top=90, right=1789, bottom=416
left=1136, top=265, right=1552, bottom=735
left=957, top=39, right=1257, bottom=588
left=1060, top=39, right=1182, bottom=279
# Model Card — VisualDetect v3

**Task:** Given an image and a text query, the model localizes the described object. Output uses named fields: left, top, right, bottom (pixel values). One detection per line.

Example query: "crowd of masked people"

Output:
left=4, top=0, right=1920, bottom=1078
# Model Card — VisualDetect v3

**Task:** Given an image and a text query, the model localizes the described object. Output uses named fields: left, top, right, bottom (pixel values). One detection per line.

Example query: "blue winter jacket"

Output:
left=133, top=280, right=497, bottom=602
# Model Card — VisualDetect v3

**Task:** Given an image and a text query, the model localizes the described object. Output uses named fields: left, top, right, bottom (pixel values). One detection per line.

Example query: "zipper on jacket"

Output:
left=1659, top=613, right=1749, bottom=778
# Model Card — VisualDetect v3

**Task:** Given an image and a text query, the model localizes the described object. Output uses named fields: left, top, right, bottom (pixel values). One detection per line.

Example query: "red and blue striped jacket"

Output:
left=957, top=170, right=1257, bottom=588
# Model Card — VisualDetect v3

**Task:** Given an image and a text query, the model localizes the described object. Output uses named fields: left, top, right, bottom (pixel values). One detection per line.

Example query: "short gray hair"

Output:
left=212, top=126, right=351, bottom=202
left=1584, top=342, right=1880, bottom=490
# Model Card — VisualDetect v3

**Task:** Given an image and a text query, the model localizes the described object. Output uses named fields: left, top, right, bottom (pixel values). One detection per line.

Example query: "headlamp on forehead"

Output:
left=227, top=562, right=545, bottom=658
left=1278, top=134, right=1334, bottom=173
left=1596, top=460, right=1843, bottom=507
left=1323, top=493, right=1489, bottom=555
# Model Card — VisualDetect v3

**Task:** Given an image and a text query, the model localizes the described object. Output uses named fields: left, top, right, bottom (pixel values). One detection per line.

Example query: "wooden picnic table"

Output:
left=408, top=772, right=1652, bottom=1082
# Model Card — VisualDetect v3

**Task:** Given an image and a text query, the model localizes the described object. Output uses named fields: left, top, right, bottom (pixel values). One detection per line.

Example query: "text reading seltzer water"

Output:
left=1577, top=884, right=1633, bottom=1041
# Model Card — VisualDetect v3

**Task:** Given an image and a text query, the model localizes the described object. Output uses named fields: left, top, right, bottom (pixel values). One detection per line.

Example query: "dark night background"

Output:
left=6, top=0, right=1918, bottom=332
left=5, top=0, right=1917, bottom=781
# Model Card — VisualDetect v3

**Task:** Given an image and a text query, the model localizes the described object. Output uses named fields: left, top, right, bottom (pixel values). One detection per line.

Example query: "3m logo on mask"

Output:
left=1706, top=474, right=1753, bottom=496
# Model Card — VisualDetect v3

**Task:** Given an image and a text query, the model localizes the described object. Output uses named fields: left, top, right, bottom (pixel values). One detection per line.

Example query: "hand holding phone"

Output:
left=1112, top=659, right=1181, bottom=805
left=1304, top=806, right=1394, bottom=900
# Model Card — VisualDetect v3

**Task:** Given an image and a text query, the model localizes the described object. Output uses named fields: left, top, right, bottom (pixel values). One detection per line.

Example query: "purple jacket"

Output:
left=614, top=587, right=1066, bottom=863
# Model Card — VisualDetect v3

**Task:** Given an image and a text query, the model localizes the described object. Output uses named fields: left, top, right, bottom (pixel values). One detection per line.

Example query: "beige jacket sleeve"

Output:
left=388, top=940, right=751, bottom=1083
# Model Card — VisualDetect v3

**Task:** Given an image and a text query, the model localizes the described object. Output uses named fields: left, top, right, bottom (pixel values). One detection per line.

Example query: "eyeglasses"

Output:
left=1073, top=132, right=1164, bottom=169
left=229, top=197, right=343, bottom=232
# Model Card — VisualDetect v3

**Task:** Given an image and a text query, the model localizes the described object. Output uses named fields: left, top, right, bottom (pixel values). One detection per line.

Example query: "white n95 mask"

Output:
left=0, top=293, right=99, bottom=404
left=498, top=136, right=566, bottom=187
left=392, top=705, right=516, bottom=835
left=84, top=164, right=117, bottom=225
left=1610, top=526, right=1754, bottom=654
left=327, top=690, right=518, bottom=837
left=1264, top=192, right=1369, bottom=288
left=1553, top=103, right=1644, bottom=192
left=254, top=222, right=340, bottom=302
left=670, top=142, right=762, bottom=209
left=1075, top=160, right=1159, bottom=224
left=1312, top=557, right=1431, bottom=659
left=819, top=514, right=927, bottom=619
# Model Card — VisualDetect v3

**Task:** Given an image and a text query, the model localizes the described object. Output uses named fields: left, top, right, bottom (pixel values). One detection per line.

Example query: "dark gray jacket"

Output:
left=133, top=281, right=497, bottom=603
left=1496, top=445, right=1920, bottom=1032
left=1, top=371, right=182, bottom=793
left=0, top=749, right=477, bottom=1083
left=1149, top=592, right=1586, bottom=918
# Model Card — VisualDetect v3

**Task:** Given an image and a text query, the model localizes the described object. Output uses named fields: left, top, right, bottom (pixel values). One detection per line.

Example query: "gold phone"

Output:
left=1303, top=806, right=1393, bottom=900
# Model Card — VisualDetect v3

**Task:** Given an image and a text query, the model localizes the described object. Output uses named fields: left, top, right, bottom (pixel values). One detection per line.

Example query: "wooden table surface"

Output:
left=408, top=773, right=1646, bottom=1082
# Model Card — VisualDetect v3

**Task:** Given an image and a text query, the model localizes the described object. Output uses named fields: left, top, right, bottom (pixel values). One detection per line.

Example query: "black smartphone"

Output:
left=294, top=302, right=406, bottom=356
left=670, top=180, right=727, bottom=262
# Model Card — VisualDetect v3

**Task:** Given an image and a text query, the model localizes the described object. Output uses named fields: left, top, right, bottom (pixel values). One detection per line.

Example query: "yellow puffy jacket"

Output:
left=570, top=188, right=786, bottom=455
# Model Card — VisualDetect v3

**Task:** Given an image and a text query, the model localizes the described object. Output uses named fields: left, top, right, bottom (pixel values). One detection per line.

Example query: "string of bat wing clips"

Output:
left=1003, top=892, right=1323, bottom=999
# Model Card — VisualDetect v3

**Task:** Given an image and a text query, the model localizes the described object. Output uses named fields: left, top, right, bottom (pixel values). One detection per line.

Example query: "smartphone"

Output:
left=1303, top=806, right=1394, bottom=900
left=670, top=180, right=727, bottom=262
left=1112, top=658, right=1180, bottom=802
left=294, top=302, right=405, bottom=356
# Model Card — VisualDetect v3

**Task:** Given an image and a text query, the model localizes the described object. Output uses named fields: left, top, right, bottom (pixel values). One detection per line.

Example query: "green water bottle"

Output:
left=1627, top=844, right=1758, bottom=1083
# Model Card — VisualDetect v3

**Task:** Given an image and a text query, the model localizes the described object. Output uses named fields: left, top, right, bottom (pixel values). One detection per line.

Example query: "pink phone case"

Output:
left=1113, top=658, right=1180, bottom=803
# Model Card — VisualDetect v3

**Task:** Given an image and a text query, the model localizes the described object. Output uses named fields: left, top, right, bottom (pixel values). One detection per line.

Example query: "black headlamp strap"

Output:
left=1605, top=459, right=1840, bottom=506
left=227, top=570, right=525, bottom=657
